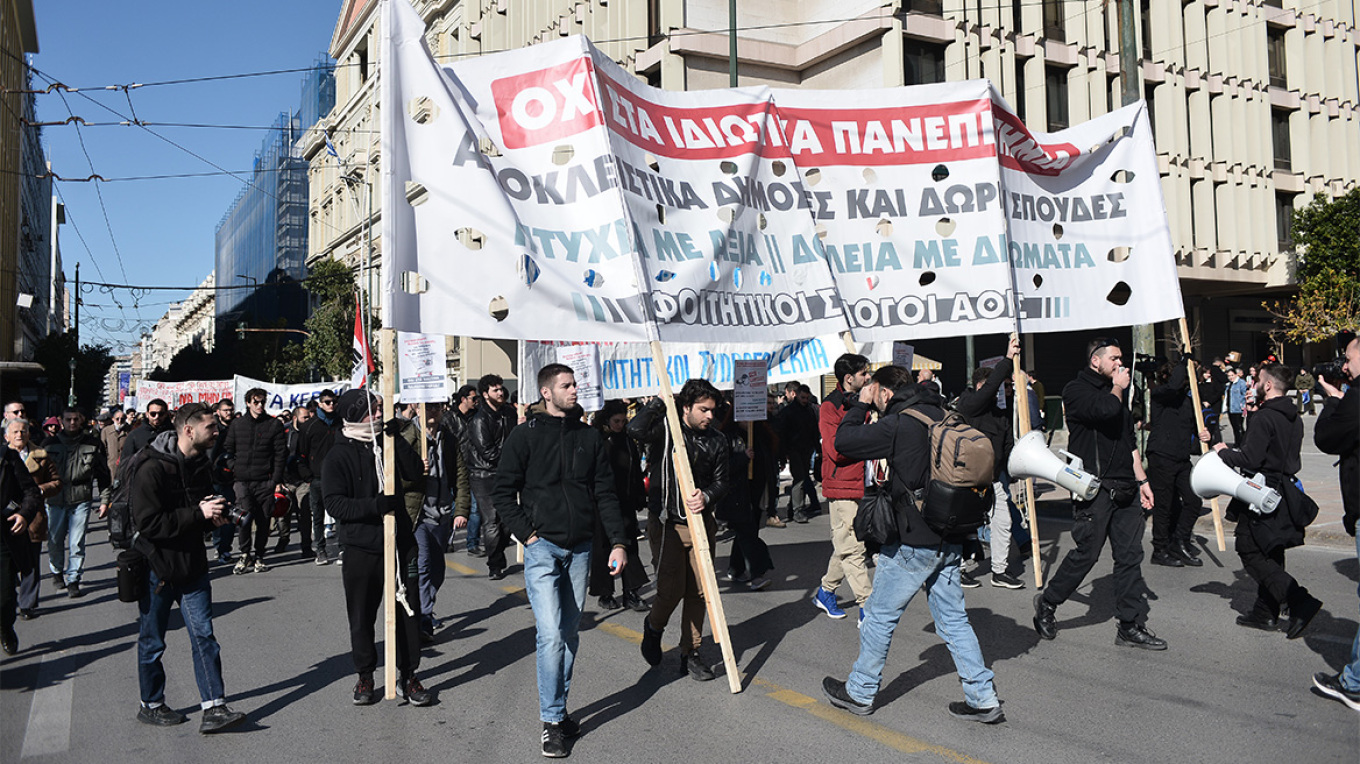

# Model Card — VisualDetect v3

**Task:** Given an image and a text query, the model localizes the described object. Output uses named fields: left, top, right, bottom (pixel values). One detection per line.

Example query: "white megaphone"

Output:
left=1190, top=451, right=1281, bottom=515
left=1008, top=431, right=1102, bottom=501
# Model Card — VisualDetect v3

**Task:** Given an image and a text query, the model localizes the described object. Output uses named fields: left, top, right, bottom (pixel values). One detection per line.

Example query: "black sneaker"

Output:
left=1149, top=550, right=1184, bottom=567
left=1285, top=594, right=1322, bottom=640
left=1033, top=593, right=1057, bottom=640
left=991, top=572, right=1024, bottom=589
left=640, top=618, right=663, bottom=667
left=821, top=677, right=873, bottom=716
left=398, top=675, right=434, bottom=707
left=597, top=595, right=620, bottom=610
left=353, top=675, right=377, bottom=705
left=18, top=608, right=37, bottom=621
left=489, top=568, right=508, bottom=581
left=559, top=714, right=580, bottom=738
left=948, top=700, right=1005, bottom=724
left=1, top=628, right=17, bottom=656
left=66, top=582, right=84, bottom=598
left=623, top=590, right=648, bottom=612
left=541, top=722, right=569, bottom=758
left=960, top=571, right=981, bottom=589
left=467, top=547, right=487, bottom=558
left=1115, top=623, right=1168, bottom=651
left=681, top=653, right=715, bottom=682
left=1312, top=672, right=1360, bottom=711
left=50, top=574, right=65, bottom=590
left=199, top=704, right=246, bottom=734
left=1235, top=613, right=1280, bottom=631
left=137, top=704, right=187, bottom=726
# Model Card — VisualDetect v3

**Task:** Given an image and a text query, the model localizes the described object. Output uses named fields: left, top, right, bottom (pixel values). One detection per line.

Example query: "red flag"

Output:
left=351, top=304, right=373, bottom=388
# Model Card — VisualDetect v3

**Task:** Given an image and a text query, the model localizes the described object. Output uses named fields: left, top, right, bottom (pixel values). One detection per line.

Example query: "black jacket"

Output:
left=774, top=400, right=819, bottom=455
left=321, top=434, right=420, bottom=555
left=1147, top=362, right=1199, bottom=459
left=131, top=431, right=215, bottom=584
left=467, top=402, right=517, bottom=479
left=121, top=422, right=173, bottom=463
left=440, top=406, right=474, bottom=453
left=1, top=448, right=42, bottom=551
left=1314, top=384, right=1359, bottom=535
left=602, top=429, right=646, bottom=514
left=223, top=411, right=287, bottom=484
left=1062, top=368, right=1138, bottom=482
left=1218, top=396, right=1302, bottom=477
left=836, top=384, right=947, bottom=547
left=493, top=410, right=627, bottom=550
left=627, top=398, right=730, bottom=524
left=954, top=357, right=1014, bottom=480
left=296, top=413, right=340, bottom=483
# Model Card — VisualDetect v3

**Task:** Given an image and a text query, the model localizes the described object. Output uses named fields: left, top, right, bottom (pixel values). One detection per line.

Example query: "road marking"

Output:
left=21, top=656, right=73, bottom=758
left=440, top=560, right=990, bottom=763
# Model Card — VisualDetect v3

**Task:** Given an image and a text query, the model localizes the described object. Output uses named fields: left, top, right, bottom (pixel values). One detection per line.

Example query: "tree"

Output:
left=300, top=258, right=375, bottom=381
left=1267, top=190, right=1360, bottom=343
left=31, top=331, right=115, bottom=412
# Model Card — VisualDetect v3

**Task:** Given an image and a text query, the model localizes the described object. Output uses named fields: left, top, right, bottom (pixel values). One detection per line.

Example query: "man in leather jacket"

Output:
left=467, top=375, right=517, bottom=579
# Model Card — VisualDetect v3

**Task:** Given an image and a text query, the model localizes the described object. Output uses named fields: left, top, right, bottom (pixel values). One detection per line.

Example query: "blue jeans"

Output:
left=138, top=570, right=225, bottom=707
left=1342, top=532, right=1360, bottom=692
left=848, top=542, right=998, bottom=710
left=415, top=514, right=454, bottom=628
left=523, top=537, right=590, bottom=723
left=47, top=501, right=92, bottom=585
left=466, top=492, right=482, bottom=551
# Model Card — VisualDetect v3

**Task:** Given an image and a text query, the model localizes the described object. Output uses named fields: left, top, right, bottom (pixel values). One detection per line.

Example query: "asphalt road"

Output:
left=3, top=494, right=1357, bottom=764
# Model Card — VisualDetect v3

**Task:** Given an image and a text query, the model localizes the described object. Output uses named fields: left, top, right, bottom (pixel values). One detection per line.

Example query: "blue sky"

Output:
left=31, top=0, right=343, bottom=353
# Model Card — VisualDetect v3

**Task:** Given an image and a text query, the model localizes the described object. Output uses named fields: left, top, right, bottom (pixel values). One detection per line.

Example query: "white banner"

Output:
left=132, top=379, right=233, bottom=411
left=397, top=331, right=450, bottom=404
left=233, top=376, right=353, bottom=416
left=555, top=344, right=604, bottom=411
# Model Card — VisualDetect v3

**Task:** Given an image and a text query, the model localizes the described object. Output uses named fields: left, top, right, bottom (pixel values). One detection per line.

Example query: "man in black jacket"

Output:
left=297, top=390, right=341, bottom=564
left=954, top=336, right=1025, bottom=589
left=630, top=379, right=729, bottom=683
left=1034, top=338, right=1165, bottom=650
left=774, top=384, right=821, bottom=523
left=468, top=374, right=518, bottom=578
left=209, top=399, right=238, bottom=564
left=441, top=384, right=482, bottom=555
left=322, top=389, right=431, bottom=708
left=1212, top=362, right=1322, bottom=638
left=1, top=441, right=42, bottom=655
left=131, top=403, right=246, bottom=733
left=1146, top=359, right=1212, bottom=568
left=121, top=399, right=173, bottom=462
left=821, top=366, right=1004, bottom=723
left=1311, top=333, right=1360, bottom=710
left=223, top=388, right=287, bottom=574
left=493, top=364, right=628, bottom=757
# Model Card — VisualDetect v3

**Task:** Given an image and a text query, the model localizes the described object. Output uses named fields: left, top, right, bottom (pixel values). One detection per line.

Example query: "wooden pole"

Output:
left=1010, top=333, right=1044, bottom=589
left=1179, top=317, right=1227, bottom=551
left=649, top=341, right=742, bottom=694
left=746, top=421, right=754, bottom=479
left=380, top=329, right=399, bottom=700
left=418, top=402, right=429, bottom=462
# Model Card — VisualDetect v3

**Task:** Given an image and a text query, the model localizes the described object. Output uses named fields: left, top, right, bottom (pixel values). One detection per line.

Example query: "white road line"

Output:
left=20, top=655, right=73, bottom=758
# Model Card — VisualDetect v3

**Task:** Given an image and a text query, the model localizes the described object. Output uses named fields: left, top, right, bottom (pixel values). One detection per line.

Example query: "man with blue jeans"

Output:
left=494, top=364, right=629, bottom=758
left=821, top=365, right=1004, bottom=723
left=130, top=403, right=245, bottom=733
left=43, top=407, right=111, bottom=599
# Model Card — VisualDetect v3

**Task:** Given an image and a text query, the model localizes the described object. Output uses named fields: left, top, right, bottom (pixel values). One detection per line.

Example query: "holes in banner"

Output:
left=720, top=160, right=738, bottom=176
left=758, top=270, right=773, bottom=286
left=655, top=270, right=677, bottom=282
left=863, top=168, right=877, bottom=185
left=866, top=276, right=881, bottom=290
left=478, top=136, right=502, bottom=157
left=455, top=227, right=485, bottom=249
left=718, top=207, right=735, bottom=224
left=656, top=205, right=666, bottom=225
left=931, top=164, right=950, bottom=182
left=1106, top=281, right=1132, bottom=306
left=732, top=268, right=744, bottom=289
left=1032, top=273, right=1044, bottom=289
left=814, top=224, right=828, bottom=241
left=488, top=296, right=509, bottom=321
left=1108, top=246, right=1132, bottom=262
left=408, top=96, right=439, bottom=124
left=875, top=219, right=894, bottom=237
left=1111, top=169, right=1135, bottom=183
left=935, top=217, right=956, bottom=237
left=583, top=269, right=605, bottom=288
left=644, top=153, right=659, bottom=172
left=804, top=168, right=822, bottom=186
left=919, top=271, right=937, bottom=286
left=758, top=213, right=767, bottom=230
left=708, top=262, right=722, bottom=282
left=405, top=181, right=429, bottom=207
left=551, top=145, right=575, bottom=165
left=518, top=255, right=541, bottom=287
left=400, top=271, right=429, bottom=294
left=771, top=160, right=787, bottom=177
left=1053, top=223, right=1065, bottom=240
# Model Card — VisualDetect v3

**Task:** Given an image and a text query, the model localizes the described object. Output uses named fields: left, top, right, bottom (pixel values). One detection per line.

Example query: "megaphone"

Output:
left=1008, top=431, right=1102, bottom=501
left=1190, top=451, right=1281, bottom=515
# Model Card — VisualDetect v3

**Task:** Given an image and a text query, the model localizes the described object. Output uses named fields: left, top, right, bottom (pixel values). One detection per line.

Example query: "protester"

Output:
left=322, top=389, right=431, bottom=707
left=468, top=374, right=518, bottom=579
left=631, top=379, right=730, bottom=682
left=441, top=384, right=483, bottom=555
left=297, top=391, right=341, bottom=564
left=5, top=418, right=57, bottom=622
left=1310, top=333, right=1360, bottom=710
left=209, top=399, right=239, bottom=564
left=223, top=388, right=288, bottom=575
left=814, top=353, right=873, bottom=621
left=42, top=407, right=112, bottom=599
left=493, top=364, right=630, bottom=757
left=130, top=403, right=247, bottom=733
left=100, top=409, right=129, bottom=476
left=1227, top=367, right=1248, bottom=445
left=416, top=405, right=470, bottom=641
left=589, top=400, right=649, bottom=611
left=275, top=405, right=313, bottom=556
left=719, top=396, right=775, bottom=594
left=917, top=368, right=942, bottom=397
left=821, top=365, right=1004, bottom=722
left=1212, top=363, right=1322, bottom=638
left=774, top=384, right=820, bottom=523
left=1, top=424, right=42, bottom=655
left=2, top=401, right=25, bottom=422
left=121, top=400, right=172, bottom=461
left=1294, top=368, right=1317, bottom=415
left=1034, top=338, right=1165, bottom=650
left=1146, top=359, right=1211, bottom=568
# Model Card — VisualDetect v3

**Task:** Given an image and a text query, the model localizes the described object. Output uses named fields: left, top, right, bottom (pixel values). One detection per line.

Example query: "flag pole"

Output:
left=380, top=328, right=399, bottom=700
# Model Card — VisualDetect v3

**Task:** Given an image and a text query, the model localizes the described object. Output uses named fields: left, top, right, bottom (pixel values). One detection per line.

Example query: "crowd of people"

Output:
left=0, top=331, right=1356, bottom=757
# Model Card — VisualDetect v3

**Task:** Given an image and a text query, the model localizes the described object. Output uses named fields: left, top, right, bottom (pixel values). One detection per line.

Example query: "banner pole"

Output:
left=380, top=329, right=398, bottom=700
left=418, top=402, right=429, bottom=462
left=746, top=421, right=755, bottom=480
left=649, top=340, right=742, bottom=694
left=1179, top=317, right=1226, bottom=552
left=1011, top=332, right=1044, bottom=589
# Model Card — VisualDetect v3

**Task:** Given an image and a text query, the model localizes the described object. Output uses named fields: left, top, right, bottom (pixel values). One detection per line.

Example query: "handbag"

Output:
left=853, top=460, right=899, bottom=552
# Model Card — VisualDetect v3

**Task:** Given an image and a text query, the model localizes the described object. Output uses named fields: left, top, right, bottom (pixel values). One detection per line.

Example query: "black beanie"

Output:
left=336, top=389, right=381, bottom=423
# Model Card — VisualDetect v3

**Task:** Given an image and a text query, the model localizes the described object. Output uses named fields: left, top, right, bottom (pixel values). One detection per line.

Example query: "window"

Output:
left=1271, top=109, right=1291, bottom=170
left=1043, top=0, right=1065, bottom=41
left=904, top=40, right=946, bottom=85
left=1046, top=67, right=1069, bottom=131
left=1275, top=193, right=1295, bottom=251
left=647, top=0, right=663, bottom=47
left=1015, top=65, right=1027, bottom=122
left=1140, top=0, right=1152, bottom=57
left=356, top=42, right=369, bottom=84
left=1144, top=83, right=1157, bottom=136
left=908, top=0, right=945, bottom=16
left=1267, top=29, right=1287, bottom=88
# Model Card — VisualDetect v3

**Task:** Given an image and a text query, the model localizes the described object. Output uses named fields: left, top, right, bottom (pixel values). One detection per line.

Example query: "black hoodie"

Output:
left=1062, top=367, right=1138, bottom=482
left=131, top=431, right=214, bottom=584
left=1218, top=395, right=1302, bottom=477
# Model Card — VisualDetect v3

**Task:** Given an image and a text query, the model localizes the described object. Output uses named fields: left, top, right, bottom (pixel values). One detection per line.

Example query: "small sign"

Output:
left=733, top=359, right=768, bottom=422
left=555, top=344, right=604, bottom=412
left=892, top=342, right=915, bottom=370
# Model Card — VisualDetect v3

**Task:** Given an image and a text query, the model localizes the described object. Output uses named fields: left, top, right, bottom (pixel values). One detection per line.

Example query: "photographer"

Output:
left=1310, top=333, right=1360, bottom=710
left=130, top=403, right=246, bottom=733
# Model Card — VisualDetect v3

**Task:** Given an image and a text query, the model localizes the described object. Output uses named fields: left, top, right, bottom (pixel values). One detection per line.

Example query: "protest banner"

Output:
left=732, top=359, right=768, bottom=423
left=555, top=343, right=604, bottom=411
left=396, top=331, right=451, bottom=404
left=132, top=379, right=233, bottom=411
left=232, top=376, right=353, bottom=416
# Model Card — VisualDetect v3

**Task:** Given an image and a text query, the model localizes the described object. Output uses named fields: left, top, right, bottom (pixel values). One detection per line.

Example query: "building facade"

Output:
left=306, top=0, right=1357, bottom=391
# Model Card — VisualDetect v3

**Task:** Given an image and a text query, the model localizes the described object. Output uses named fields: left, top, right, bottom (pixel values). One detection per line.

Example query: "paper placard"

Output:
left=892, top=342, right=915, bottom=370
left=555, top=343, right=605, bottom=412
left=733, top=359, right=768, bottom=422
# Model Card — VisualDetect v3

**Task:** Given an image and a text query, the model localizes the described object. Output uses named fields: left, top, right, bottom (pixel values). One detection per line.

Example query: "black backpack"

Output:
left=108, top=446, right=157, bottom=550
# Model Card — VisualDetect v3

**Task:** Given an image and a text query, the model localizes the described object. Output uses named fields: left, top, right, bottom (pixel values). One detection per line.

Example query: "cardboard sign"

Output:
left=732, top=358, right=768, bottom=422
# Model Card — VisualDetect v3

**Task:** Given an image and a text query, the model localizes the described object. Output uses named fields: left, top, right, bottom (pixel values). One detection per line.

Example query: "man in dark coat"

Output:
left=1, top=440, right=42, bottom=654
left=222, top=388, right=287, bottom=574
left=121, top=399, right=173, bottom=462
left=1146, top=359, right=1211, bottom=568
left=467, top=375, right=517, bottom=578
left=296, top=390, right=342, bottom=564
left=774, top=384, right=820, bottom=523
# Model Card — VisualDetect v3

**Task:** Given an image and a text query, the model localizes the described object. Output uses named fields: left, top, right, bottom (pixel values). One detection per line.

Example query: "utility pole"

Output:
left=70, top=262, right=80, bottom=406
left=728, top=0, right=738, bottom=87
left=1119, top=0, right=1154, bottom=440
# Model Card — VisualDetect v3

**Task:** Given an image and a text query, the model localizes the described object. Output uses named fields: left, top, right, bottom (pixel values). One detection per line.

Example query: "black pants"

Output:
left=234, top=480, right=275, bottom=559
left=1228, top=413, right=1245, bottom=446
left=786, top=449, right=821, bottom=518
left=0, top=537, right=17, bottom=638
left=1235, top=523, right=1304, bottom=619
left=341, top=546, right=422, bottom=676
left=1042, top=488, right=1149, bottom=626
left=589, top=509, right=647, bottom=598
left=1148, top=453, right=1201, bottom=552
left=727, top=498, right=773, bottom=578
left=472, top=475, right=511, bottom=573
left=308, top=480, right=330, bottom=555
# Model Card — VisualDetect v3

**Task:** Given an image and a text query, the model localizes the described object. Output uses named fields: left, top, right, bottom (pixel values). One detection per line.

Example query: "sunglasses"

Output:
left=1089, top=337, right=1119, bottom=358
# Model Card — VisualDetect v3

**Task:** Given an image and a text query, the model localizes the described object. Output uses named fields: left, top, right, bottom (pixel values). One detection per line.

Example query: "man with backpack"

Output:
left=821, top=366, right=1004, bottom=723
left=1033, top=338, right=1165, bottom=650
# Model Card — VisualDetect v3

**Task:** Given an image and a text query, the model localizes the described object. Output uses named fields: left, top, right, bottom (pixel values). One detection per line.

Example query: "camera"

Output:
left=209, top=495, right=249, bottom=525
left=1313, top=358, right=1350, bottom=385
